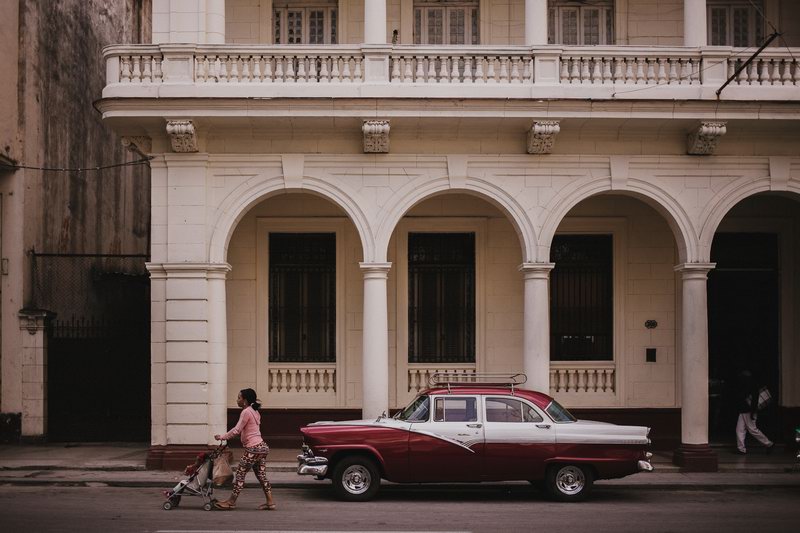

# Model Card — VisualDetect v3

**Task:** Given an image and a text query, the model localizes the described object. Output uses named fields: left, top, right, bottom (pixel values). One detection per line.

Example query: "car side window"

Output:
left=433, top=396, right=478, bottom=422
left=485, top=397, right=543, bottom=423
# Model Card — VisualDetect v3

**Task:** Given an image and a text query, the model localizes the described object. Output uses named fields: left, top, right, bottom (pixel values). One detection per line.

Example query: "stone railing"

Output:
left=267, top=364, right=336, bottom=393
left=407, top=365, right=476, bottom=393
left=103, top=44, right=800, bottom=100
left=549, top=362, right=616, bottom=394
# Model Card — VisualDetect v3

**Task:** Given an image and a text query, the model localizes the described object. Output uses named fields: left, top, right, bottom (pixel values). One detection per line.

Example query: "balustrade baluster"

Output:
left=318, top=57, right=329, bottom=83
left=120, top=56, right=131, bottom=82
left=391, top=56, right=401, bottom=81
left=142, top=56, right=152, bottom=83
left=403, top=57, right=413, bottom=82
left=523, top=57, right=533, bottom=83
left=633, top=57, right=644, bottom=84
left=411, top=56, right=422, bottom=82
left=452, top=55, right=461, bottom=83
left=645, top=58, right=655, bottom=84
left=475, top=57, right=485, bottom=83
left=783, top=59, right=795, bottom=85
left=769, top=59, right=780, bottom=86
left=738, top=60, right=749, bottom=84
left=760, top=59, right=770, bottom=85
left=244, top=56, right=254, bottom=82
left=298, top=56, right=308, bottom=82
left=601, top=57, right=612, bottom=83
left=439, top=56, right=449, bottom=83
left=591, top=57, right=601, bottom=83
left=483, top=57, right=494, bottom=84
left=463, top=56, right=474, bottom=83
left=654, top=58, right=665, bottom=84
left=132, top=56, right=141, bottom=83
left=273, top=56, right=283, bottom=82
left=498, top=57, right=509, bottom=83
left=343, top=57, right=353, bottom=82
left=580, top=58, right=590, bottom=83
left=509, top=57, right=519, bottom=83
left=287, top=56, right=297, bottom=82
left=560, top=57, right=570, bottom=83
left=154, top=57, right=163, bottom=82
left=253, top=56, right=263, bottom=82
left=426, top=56, right=437, bottom=82
left=667, top=59, right=678, bottom=84
left=354, top=57, right=363, bottom=81
left=567, top=371, right=575, bottom=393
left=231, top=55, right=240, bottom=82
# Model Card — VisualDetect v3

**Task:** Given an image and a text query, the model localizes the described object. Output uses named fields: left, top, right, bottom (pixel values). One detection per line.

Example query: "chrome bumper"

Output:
left=297, top=445, right=329, bottom=477
left=638, top=451, right=654, bottom=472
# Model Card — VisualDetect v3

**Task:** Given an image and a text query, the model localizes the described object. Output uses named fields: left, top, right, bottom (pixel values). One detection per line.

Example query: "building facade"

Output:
left=0, top=1, right=151, bottom=443
left=97, top=0, right=800, bottom=470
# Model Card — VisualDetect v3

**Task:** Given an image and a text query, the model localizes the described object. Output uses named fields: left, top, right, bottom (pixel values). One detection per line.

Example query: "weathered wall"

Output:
left=24, top=0, right=150, bottom=257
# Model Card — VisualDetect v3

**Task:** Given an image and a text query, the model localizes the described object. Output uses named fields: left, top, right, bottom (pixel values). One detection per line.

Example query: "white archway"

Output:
left=373, top=174, right=538, bottom=263
left=208, top=174, right=374, bottom=264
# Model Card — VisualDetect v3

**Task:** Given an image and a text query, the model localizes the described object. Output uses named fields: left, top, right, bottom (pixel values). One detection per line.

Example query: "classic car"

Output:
left=297, top=374, right=653, bottom=502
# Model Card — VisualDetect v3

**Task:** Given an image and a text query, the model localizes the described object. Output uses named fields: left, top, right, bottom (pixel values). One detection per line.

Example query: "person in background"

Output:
left=213, top=388, right=276, bottom=510
left=735, top=370, right=774, bottom=455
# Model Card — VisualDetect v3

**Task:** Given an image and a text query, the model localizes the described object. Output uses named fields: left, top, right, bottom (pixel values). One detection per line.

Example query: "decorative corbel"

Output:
left=527, top=120, right=560, bottom=154
left=687, top=121, right=726, bottom=155
left=362, top=120, right=390, bottom=153
left=121, top=136, right=152, bottom=157
left=166, top=120, right=198, bottom=153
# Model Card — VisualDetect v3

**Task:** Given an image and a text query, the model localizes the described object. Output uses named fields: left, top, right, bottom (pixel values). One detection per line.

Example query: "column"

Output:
left=525, top=0, right=549, bottom=46
left=360, top=262, right=391, bottom=419
left=205, top=0, right=226, bottom=44
left=364, top=0, right=387, bottom=44
left=673, top=263, right=718, bottom=472
left=684, top=0, right=707, bottom=47
left=519, top=263, right=555, bottom=393
left=207, top=265, right=231, bottom=445
left=17, top=310, right=54, bottom=439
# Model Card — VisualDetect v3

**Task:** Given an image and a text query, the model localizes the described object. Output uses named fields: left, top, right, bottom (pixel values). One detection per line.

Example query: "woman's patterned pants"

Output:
left=232, top=441, right=271, bottom=497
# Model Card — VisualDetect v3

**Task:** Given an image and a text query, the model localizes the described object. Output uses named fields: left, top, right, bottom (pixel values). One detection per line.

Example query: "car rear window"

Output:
left=434, top=397, right=478, bottom=422
left=486, top=397, right=543, bottom=423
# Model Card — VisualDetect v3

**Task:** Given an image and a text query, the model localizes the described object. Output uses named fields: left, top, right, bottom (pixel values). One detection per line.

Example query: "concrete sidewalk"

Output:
left=0, top=442, right=797, bottom=490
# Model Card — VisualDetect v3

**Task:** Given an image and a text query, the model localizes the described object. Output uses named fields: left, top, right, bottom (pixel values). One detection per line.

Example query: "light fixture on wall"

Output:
left=644, top=320, right=658, bottom=329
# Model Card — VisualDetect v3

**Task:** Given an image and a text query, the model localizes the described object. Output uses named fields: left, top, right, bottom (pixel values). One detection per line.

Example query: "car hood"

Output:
left=306, top=417, right=410, bottom=429
left=555, top=419, right=650, bottom=445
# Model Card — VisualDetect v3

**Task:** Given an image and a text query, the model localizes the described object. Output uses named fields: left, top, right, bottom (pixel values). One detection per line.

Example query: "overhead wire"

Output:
left=0, top=157, right=153, bottom=173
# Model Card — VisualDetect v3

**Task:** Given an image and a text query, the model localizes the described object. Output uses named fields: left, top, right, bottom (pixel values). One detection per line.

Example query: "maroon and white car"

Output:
left=297, top=376, right=653, bottom=502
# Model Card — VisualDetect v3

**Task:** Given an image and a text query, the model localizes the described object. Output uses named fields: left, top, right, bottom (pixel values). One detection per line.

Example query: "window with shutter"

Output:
left=550, top=235, right=613, bottom=362
left=273, top=1, right=338, bottom=44
left=548, top=1, right=613, bottom=45
left=707, top=1, right=765, bottom=47
left=414, top=1, right=479, bottom=45
left=408, top=233, right=475, bottom=364
left=269, top=233, right=336, bottom=363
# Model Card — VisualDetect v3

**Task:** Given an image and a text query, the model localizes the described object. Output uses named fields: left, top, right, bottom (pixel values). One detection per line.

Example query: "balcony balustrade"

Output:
left=104, top=44, right=800, bottom=101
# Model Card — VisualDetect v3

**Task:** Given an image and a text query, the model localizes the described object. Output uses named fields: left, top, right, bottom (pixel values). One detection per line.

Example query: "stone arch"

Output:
left=208, top=174, right=374, bottom=264
left=373, top=174, right=537, bottom=263
left=697, top=177, right=782, bottom=262
left=538, top=176, right=698, bottom=263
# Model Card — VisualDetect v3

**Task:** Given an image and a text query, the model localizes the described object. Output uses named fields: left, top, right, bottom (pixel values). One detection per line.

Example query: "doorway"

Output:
left=707, top=233, right=780, bottom=443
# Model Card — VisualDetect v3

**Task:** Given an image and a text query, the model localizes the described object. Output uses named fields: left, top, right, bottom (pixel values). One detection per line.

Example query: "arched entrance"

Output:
left=707, top=193, right=800, bottom=446
left=385, top=193, right=530, bottom=407
left=223, top=191, right=367, bottom=444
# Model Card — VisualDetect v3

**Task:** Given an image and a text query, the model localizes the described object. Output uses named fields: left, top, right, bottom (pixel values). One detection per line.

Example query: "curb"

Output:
left=1, top=478, right=799, bottom=490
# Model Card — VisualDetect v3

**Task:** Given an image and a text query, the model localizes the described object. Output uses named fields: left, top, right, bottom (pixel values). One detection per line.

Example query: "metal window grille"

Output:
left=408, top=233, right=475, bottom=364
left=268, top=233, right=336, bottom=363
left=550, top=235, right=613, bottom=361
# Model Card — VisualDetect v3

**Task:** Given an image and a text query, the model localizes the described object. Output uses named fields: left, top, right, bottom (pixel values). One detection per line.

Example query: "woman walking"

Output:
left=214, top=388, right=276, bottom=510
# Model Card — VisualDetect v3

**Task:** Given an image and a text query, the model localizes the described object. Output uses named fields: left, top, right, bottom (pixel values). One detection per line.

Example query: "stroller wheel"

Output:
left=203, top=503, right=213, bottom=511
left=162, top=501, right=173, bottom=511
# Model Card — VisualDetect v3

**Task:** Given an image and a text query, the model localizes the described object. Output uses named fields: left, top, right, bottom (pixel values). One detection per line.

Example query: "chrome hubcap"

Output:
left=342, top=465, right=371, bottom=494
left=555, top=466, right=585, bottom=495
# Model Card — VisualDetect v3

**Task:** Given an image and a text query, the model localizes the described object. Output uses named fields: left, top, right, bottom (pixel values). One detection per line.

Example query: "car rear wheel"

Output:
left=545, top=464, right=593, bottom=502
left=331, top=456, right=381, bottom=502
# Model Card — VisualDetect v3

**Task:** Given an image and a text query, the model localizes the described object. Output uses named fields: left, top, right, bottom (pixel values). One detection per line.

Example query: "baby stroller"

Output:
left=162, top=443, right=228, bottom=511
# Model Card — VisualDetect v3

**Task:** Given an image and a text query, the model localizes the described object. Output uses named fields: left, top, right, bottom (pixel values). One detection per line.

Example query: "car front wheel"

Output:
left=546, top=464, right=594, bottom=502
left=331, top=456, right=381, bottom=502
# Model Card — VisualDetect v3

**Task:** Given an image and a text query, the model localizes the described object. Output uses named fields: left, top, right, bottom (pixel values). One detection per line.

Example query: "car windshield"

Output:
left=545, top=399, right=577, bottom=422
left=395, top=395, right=430, bottom=422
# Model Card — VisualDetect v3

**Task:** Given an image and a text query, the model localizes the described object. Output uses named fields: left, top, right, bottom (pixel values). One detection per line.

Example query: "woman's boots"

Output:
left=258, top=489, right=276, bottom=511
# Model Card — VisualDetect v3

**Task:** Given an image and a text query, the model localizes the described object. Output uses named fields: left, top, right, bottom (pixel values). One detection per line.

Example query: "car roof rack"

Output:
left=428, top=373, right=528, bottom=394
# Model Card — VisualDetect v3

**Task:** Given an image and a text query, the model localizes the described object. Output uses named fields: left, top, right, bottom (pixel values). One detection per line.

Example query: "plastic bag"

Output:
left=212, top=453, right=233, bottom=486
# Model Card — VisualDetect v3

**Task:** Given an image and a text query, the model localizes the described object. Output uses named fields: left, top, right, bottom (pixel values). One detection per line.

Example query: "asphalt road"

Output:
left=1, top=484, right=798, bottom=533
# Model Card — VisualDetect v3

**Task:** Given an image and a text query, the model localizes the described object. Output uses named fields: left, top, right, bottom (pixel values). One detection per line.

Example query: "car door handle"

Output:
left=536, top=424, right=551, bottom=429
left=466, top=423, right=482, bottom=428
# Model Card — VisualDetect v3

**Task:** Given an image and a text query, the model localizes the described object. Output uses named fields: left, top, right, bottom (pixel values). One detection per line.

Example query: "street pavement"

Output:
left=0, top=442, right=798, bottom=490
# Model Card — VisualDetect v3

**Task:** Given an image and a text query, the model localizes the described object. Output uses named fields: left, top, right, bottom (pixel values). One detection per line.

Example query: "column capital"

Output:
left=360, top=262, right=392, bottom=278
left=519, top=262, right=555, bottom=279
left=147, top=262, right=232, bottom=278
left=674, top=262, right=716, bottom=279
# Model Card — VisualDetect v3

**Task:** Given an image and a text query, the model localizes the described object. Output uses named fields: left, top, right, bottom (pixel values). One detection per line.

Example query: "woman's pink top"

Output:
left=221, top=407, right=263, bottom=448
